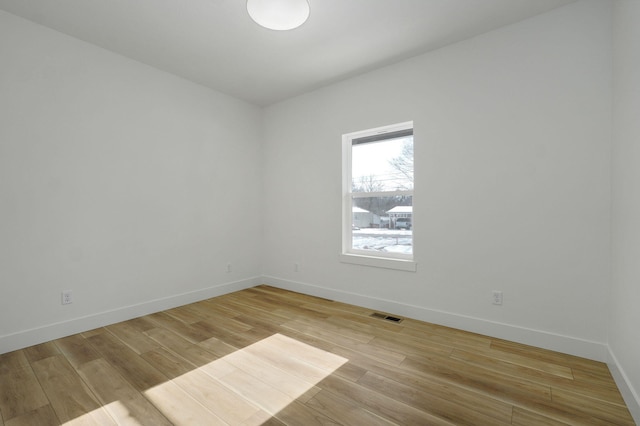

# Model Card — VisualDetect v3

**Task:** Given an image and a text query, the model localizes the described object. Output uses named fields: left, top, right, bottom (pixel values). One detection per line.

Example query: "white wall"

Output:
left=611, top=1, right=640, bottom=421
left=0, top=10, right=263, bottom=353
left=1, top=2, right=637, bottom=416
left=262, top=0, right=612, bottom=360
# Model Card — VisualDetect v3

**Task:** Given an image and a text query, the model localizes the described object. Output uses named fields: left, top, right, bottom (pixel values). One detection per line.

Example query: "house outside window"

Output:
left=341, top=122, right=416, bottom=271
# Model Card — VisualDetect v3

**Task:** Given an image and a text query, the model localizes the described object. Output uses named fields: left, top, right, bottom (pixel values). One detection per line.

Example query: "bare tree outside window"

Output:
left=388, top=141, right=413, bottom=190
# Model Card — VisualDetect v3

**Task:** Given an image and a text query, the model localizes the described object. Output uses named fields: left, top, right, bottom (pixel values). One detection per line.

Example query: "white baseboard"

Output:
left=262, top=275, right=609, bottom=362
left=5, top=274, right=636, bottom=423
left=0, top=276, right=261, bottom=355
left=608, top=348, right=640, bottom=425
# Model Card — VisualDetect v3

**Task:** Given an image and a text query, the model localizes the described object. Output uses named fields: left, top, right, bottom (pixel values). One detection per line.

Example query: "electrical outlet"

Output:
left=294, top=263, right=299, bottom=272
left=226, top=263, right=232, bottom=273
left=61, top=290, right=73, bottom=305
left=492, top=290, right=503, bottom=305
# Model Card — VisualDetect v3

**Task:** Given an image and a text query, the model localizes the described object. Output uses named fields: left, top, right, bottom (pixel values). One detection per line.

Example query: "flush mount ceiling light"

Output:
left=247, top=0, right=310, bottom=31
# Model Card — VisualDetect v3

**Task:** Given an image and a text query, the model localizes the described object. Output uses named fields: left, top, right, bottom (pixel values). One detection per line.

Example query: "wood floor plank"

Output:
left=197, top=335, right=240, bottom=358
left=144, top=327, right=219, bottom=368
left=23, top=342, right=60, bottom=363
left=214, top=299, right=292, bottom=325
left=400, top=352, right=554, bottom=406
left=215, top=367, right=295, bottom=415
left=401, top=325, right=493, bottom=352
left=357, top=360, right=516, bottom=424
left=77, top=359, right=172, bottom=426
left=4, top=405, right=59, bottom=426
left=241, top=335, right=344, bottom=385
left=243, top=410, right=287, bottom=426
left=321, top=313, right=405, bottom=337
left=268, top=333, right=349, bottom=373
left=0, top=356, right=50, bottom=420
left=305, top=389, right=396, bottom=426
left=571, top=366, right=625, bottom=397
left=281, top=319, right=373, bottom=352
left=167, top=298, right=254, bottom=338
left=80, top=328, right=106, bottom=338
left=273, top=305, right=330, bottom=321
left=368, top=332, right=454, bottom=359
left=490, top=339, right=609, bottom=373
left=147, top=311, right=217, bottom=344
left=450, top=348, right=626, bottom=405
left=455, top=346, right=574, bottom=379
left=275, top=328, right=370, bottom=383
left=511, top=406, right=571, bottom=426
left=105, top=320, right=163, bottom=355
left=233, top=291, right=329, bottom=322
left=223, top=349, right=322, bottom=402
left=511, top=400, right=626, bottom=426
left=0, top=351, right=30, bottom=375
left=286, top=316, right=376, bottom=344
left=551, top=388, right=635, bottom=426
left=0, top=285, right=634, bottom=425
left=318, top=372, right=459, bottom=426
left=221, top=326, right=274, bottom=349
left=227, top=313, right=283, bottom=335
left=172, top=367, right=266, bottom=424
left=54, top=335, right=101, bottom=369
left=234, top=290, right=311, bottom=314
left=140, top=347, right=195, bottom=380
left=164, top=305, right=207, bottom=324
left=196, top=296, right=254, bottom=318
left=356, top=370, right=513, bottom=425
left=30, top=355, right=113, bottom=424
left=143, top=380, right=228, bottom=425
left=271, top=400, right=343, bottom=426
left=251, top=286, right=340, bottom=313
left=451, top=348, right=573, bottom=382
left=85, top=331, right=168, bottom=392
left=302, top=299, right=378, bottom=320
left=190, top=319, right=244, bottom=342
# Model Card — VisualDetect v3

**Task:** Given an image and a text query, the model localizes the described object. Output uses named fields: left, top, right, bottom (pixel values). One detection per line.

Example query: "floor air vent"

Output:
left=370, top=312, right=403, bottom=323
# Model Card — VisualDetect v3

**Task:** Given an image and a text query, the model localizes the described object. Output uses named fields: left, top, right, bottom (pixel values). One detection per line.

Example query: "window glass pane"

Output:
left=351, top=196, right=412, bottom=255
left=352, top=135, right=413, bottom=192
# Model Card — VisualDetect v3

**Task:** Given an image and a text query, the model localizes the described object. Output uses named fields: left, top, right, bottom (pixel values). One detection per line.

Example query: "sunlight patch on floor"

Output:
left=64, top=401, right=136, bottom=425
left=144, top=333, right=348, bottom=425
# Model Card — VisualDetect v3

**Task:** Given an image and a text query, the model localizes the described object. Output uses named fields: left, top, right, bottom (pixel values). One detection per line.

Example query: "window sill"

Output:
left=340, top=253, right=417, bottom=272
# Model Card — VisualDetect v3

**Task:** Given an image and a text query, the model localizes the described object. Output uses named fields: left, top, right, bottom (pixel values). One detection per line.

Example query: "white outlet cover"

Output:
left=62, top=290, right=73, bottom=305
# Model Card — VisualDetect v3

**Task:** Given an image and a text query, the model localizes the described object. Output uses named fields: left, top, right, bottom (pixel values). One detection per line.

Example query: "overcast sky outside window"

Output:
left=351, top=136, right=413, bottom=191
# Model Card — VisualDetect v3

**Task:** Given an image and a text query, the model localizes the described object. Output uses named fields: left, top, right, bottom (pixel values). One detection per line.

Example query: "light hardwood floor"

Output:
left=0, top=285, right=635, bottom=425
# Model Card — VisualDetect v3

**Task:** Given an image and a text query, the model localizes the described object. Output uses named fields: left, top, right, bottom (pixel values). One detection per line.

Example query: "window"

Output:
left=341, top=122, right=416, bottom=271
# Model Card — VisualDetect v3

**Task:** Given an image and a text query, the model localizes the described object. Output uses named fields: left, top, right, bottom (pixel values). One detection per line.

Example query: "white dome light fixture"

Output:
left=247, top=0, right=310, bottom=31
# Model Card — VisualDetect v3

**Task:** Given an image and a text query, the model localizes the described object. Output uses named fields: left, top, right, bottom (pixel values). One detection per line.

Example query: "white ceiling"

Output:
left=0, top=0, right=577, bottom=106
